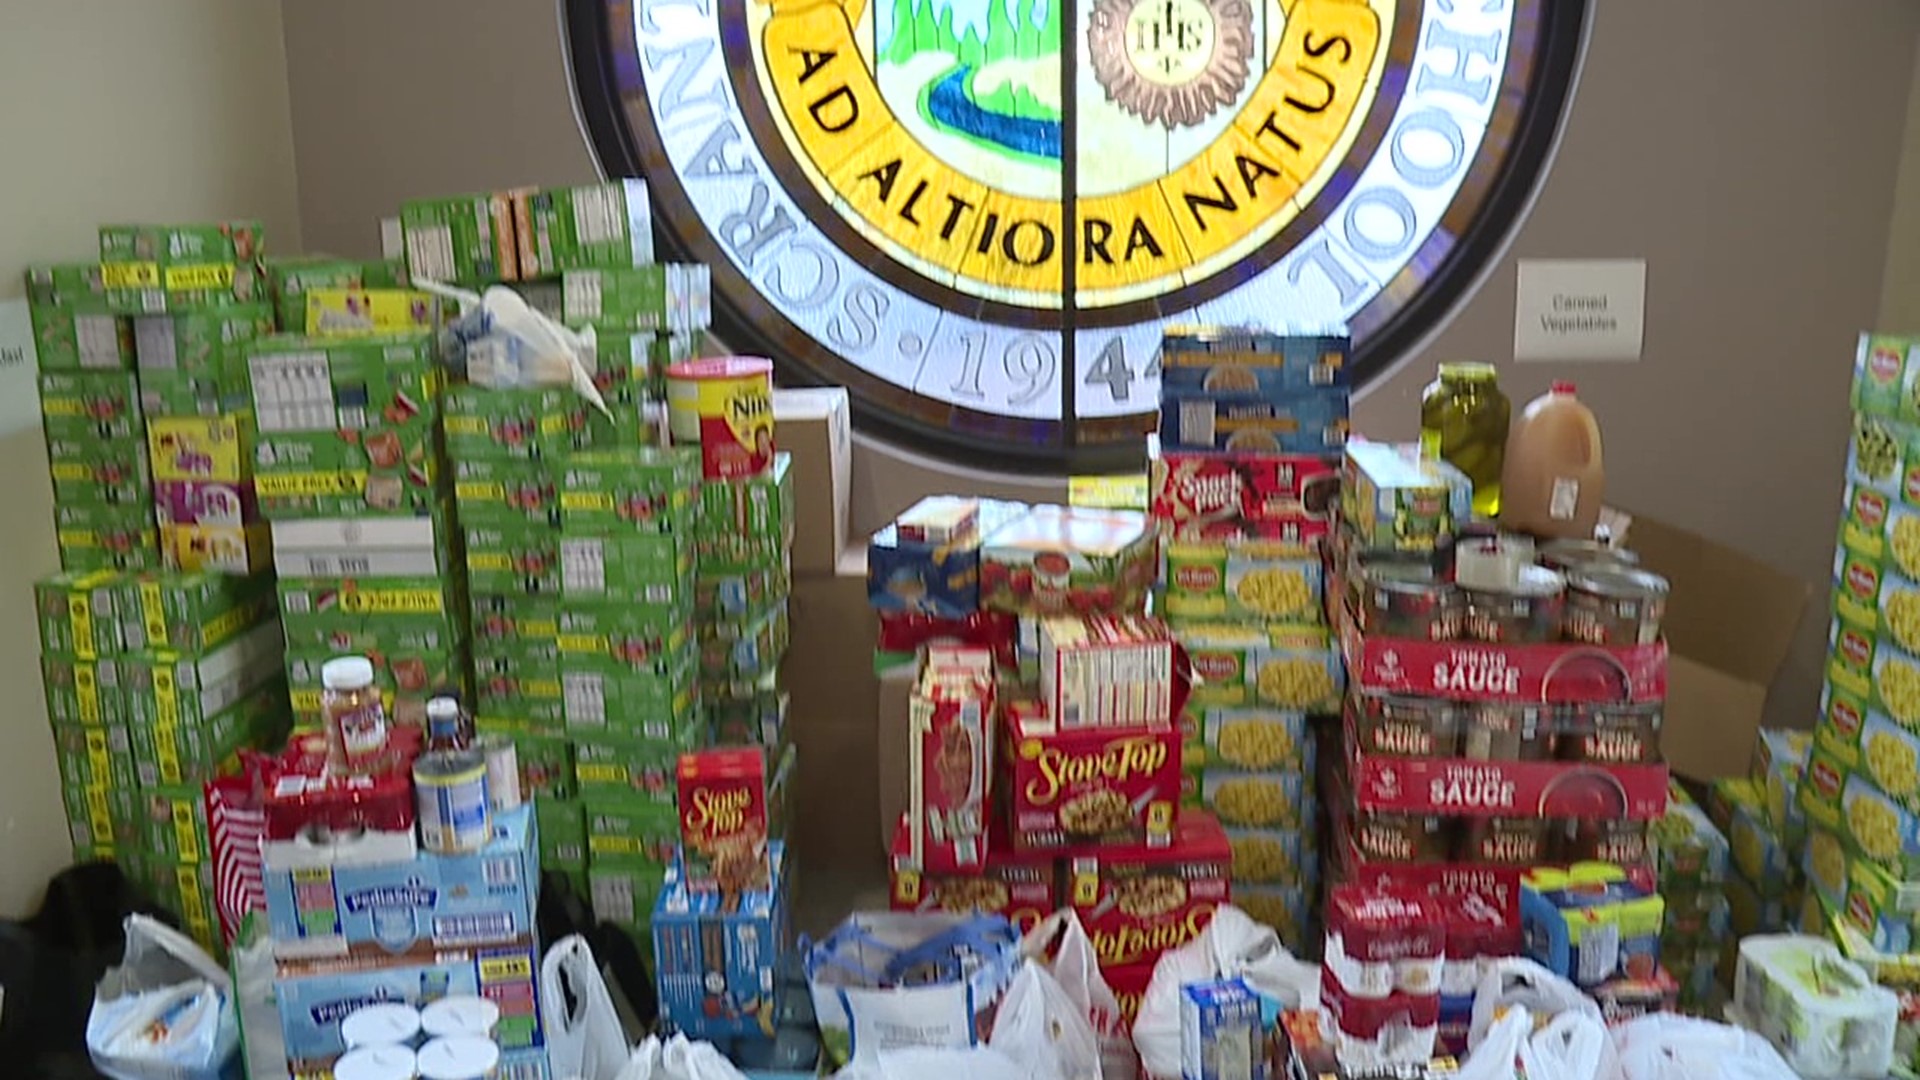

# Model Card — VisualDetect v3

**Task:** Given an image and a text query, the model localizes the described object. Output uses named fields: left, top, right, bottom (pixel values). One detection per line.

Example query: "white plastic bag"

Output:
left=988, top=962, right=1101, bottom=1080
left=1132, top=906, right=1319, bottom=1080
left=1451, top=1005, right=1533, bottom=1080
left=1021, top=911, right=1128, bottom=1080
left=85, top=914, right=239, bottom=1080
left=1461, top=958, right=1615, bottom=1080
left=1612, top=1014, right=1801, bottom=1080
left=835, top=1045, right=1032, bottom=1080
left=543, top=935, right=632, bottom=1080
left=228, top=917, right=285, bottom=1080
left=1467, top=957, right=1603, bottom=1051
left=618, top=1034, right=749, bottom=1080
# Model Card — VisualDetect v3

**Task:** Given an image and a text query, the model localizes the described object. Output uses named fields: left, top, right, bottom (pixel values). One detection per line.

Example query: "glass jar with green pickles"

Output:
left=1420, top=362, right=1510, bottom=517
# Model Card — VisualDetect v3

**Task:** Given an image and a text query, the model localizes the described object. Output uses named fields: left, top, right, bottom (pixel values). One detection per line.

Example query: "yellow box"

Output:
left=147, top=413, right=252, bottom=483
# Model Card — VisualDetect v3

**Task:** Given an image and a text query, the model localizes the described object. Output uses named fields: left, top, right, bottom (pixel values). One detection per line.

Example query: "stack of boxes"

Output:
left=1652, top=781, right=1732, bottom=1014
left=1149, top=327, right=1352, bottom=953
left=1710, top=734, right=1809, bottom=958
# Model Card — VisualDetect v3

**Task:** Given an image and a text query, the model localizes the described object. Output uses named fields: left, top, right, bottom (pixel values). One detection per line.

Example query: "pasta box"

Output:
left=271, top=514, right=455, bottom=579
left=455, top=457, right=561, bottom=528
left=99, top=220, right=266, bottom=311
left=1068, top=810, right=1230, bottom=969
left=1163, top=537, right=1325, bottom=622
left=513, top=180, right=655, bottom=277
left=867, top=522, right=981, bottom=619
left=653, top=844, right=789, bottom=1039
left=39, top=370, right=143, bottom=440
left=113, top=568, right=273, bottom=655
left=400, top=191, right=518, bottom=283
left=907, top=647, right=998, bottom=873
left=1004, top=699, right=1179, bottom=852
left=562, top=263, right=711, bottom=332
left=558, top=447, right=699, bottom=535
left=1158, top=382, right=1349, bottom=455
left=978, top=504, right=1157, bottom=616
left=887, top=815, right=1057, bottom=931
left=132, top=304, right=274, bottom=375
left=1176, top=622, right=1343, bottom=713
left=1037, top=615, right=1175, bottom=729
left=1156, top=326, right=1350, bottom=393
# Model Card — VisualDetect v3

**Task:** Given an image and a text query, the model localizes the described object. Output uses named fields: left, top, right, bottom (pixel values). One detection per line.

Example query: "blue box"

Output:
left=274, top=937, right=547, bottom=1071
left=1180, top=978, right=1266, bottom=1080
left=1158, top=385, right=1350, bottom=454
left=263, top=805, right=540, bottom=960
left=654, top=843, right=790, bottom=1039
left=866, top=525, right=980, bottom=617
left=1157, top=328, right=1351, bottom=395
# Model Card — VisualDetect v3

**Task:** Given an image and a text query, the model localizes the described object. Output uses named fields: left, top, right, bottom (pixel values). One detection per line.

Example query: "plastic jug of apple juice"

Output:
left=1499, top=381, right=1606, bottom=540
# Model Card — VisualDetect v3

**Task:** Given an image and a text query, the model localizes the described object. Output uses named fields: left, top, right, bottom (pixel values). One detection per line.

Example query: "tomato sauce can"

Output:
left=414, top=749, right=492, bottom=854
left=665, top=357, right=774, bottom=479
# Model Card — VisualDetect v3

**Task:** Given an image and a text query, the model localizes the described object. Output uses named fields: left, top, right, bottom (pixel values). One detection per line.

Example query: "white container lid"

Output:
left=322, top=655, right=376, bottom=691
left=425, top=696, right=461, bottom=722
left=416, top=1036, right=501, bottom=1080
left=420, top=995, right=501, bottom=1039
left=341, top=1002, right=422, bottom=1048
left=334, top=1043, right=419, bottom=1080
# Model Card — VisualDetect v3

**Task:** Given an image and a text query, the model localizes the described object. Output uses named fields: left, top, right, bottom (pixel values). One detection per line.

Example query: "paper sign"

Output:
left=1513, top=259, right=1646, bottom=361
left=0, top=299, right=41, bottom=436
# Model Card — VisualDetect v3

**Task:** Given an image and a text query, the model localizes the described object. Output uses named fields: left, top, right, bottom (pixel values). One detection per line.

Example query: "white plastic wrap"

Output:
left=85, top=915, right=239, bottom=1080
left=1733, top=935, right=1898, bottom=1079
left=1132, top=906, right=1318, bottom=1080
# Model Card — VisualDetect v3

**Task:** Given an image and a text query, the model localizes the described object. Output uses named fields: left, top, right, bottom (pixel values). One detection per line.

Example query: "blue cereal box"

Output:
left=1157, top=326, right=1351, bottom=394
left=1159, top=384, right=1349, bottom=455
left=1180, top=978, right=1266, bottom=1080
left=867, top=523, right=980, bottom=617
left=262, top=806, right=540, bottom=960
left=274, top=937, right=547, bottom=1074
left=653, top=844, right=789, bottom=1039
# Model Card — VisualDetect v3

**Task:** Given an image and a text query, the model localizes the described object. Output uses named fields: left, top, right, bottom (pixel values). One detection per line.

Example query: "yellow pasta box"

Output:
left=1174, top=622, right=1343, bottom=713
left=1826, top=616, right=1920, bottom=733
left=1223, top=826, right=1317, bottom=889
left=1803, top=824, right=1920, bottom=955
left=1163, top=538, right=1324, bottom=623
left=1831, top=543, right=1920, bottom=644
left=1201, top=770, right=1313, bottom=832
left=1800, top=739, right=1920, bottom=878
left=1188, top=707, right=1314, bottom=773
left=1838, top=482, right=1920, bottom=569
left=1712, top=778, right=1797, bottom=892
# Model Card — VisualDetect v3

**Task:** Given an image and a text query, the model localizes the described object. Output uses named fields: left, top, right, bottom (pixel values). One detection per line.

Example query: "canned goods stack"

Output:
left=1329, top=440, right=1675, bottom=1047
left=1148, top=326, right=1353, bottom=954
left=36, top=569, right=288, bottom=956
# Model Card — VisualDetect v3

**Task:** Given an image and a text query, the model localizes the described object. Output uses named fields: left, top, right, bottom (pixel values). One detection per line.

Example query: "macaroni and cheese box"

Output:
left=1069, top=812, right=1230, bottom=969
left=1176, top=622, right=1343, bottom=713
left=1163, top=538, right=1325, bottom=622
left=1004, top=700, right=1178, bottom=852
left=263, top=805, right=540, bottom=960
left=132, top=305, right=274, bottom=375
left=513, top=180, right=655, bottom=277
left=400, top=191, right=518, bottom=284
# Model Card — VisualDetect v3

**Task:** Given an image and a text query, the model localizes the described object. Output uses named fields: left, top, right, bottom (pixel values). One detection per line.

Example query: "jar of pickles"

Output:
left=1420, top=362, right=1510, bottom=517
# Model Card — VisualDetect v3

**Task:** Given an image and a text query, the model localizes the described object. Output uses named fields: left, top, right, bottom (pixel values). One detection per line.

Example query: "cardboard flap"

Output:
left=1617, top=511, right=1811, bottom=683
left=1661, top=656, right=1768, bottom=782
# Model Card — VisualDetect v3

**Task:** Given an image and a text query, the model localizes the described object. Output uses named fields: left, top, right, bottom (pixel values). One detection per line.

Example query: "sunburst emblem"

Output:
left=1087, top=0, right=1254, bottom=129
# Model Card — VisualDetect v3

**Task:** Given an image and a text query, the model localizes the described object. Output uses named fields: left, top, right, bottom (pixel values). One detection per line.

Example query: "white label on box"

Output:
left=0, top=299, right=42, bottom=437
left=1513, top=259, right=1646, bottom=361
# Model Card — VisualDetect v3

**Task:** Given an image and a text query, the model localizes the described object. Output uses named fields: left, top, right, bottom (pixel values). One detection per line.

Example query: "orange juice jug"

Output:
left=1499, top=381, right=1605, bottom=540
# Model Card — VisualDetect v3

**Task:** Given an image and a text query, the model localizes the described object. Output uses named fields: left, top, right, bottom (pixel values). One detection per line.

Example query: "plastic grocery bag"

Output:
left=987, top=961, right=1101, bottom=1080
left=227, top=915, right=284, bottom=1080
left=1467, top=957, right=1603, bottom=1050
left=544, top=935, right=632, bottom=1080
left=1020, top=911, right=1128, bottom=1080
left=420, top=278, right=609, bottom=412
left=835, top=1045, right=1032, bottom=1080
left=85, top=914, right=239, bottom=1080
left=616, top=1034, right=749, bottom=1080
left=805, top=912, right=1021, bottom=1068
left=1132, top=906, right=1318, bottom=1080
left=1460, top=958, right=1615, bottom=1080
left=1612, top=1014, right=1800, bottom=1080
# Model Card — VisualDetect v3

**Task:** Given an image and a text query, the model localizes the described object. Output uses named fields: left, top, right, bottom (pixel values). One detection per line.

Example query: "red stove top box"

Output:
left=1069, top=810, right=1231, bottom=969
left=1004, top=700, right=1182, bottom=852
left=888, top=814, right=1058, bottom=932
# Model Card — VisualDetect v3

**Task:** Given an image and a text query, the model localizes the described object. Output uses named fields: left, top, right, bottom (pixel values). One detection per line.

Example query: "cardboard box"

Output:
left=128, top=679, right=286, bottom=788
left=562, top=264, right=710, bottom=331
left=31, top=301, right=133, bottom=372
left=585, top=793, right=680, bottom=866
left=36, top=569, right=128, bottom=658
left=696, top=454, right=795, bottom=557
left=400, top=191, right=518, bottom=284
left=271, top=514, right=454, bottom=578
left=160, top=522, right=271, bottom=573
left=513, top=180, right=655, bottom=277
left=574, top=727, right=700, bottom=803
left=120, top=622, right=284, bottom=730
left=42, top=655, right=127, bottom=727
left=534, top=793, right=588, bottom=866
left=558, top=448, right=699, bottom=536
left=652, top=844, right=788, bottom=1038
left=773, top=388, right=852, bottom=576
left=39, top=370, right=143, bottom=441
left=137, top=368, right=248, bottom=418
left=455, top=457, right=561, bottom=528
left=132, top=305, right=274, bottom=375
left=49, top=719, right=138, bottom=793
left=116, top=569, right=279, bottom=658
left=98, top=220, right=266, bottom=311
left=47, top=441, right=150, bottom=504
left=1068, top=812, right=1230, bottom=969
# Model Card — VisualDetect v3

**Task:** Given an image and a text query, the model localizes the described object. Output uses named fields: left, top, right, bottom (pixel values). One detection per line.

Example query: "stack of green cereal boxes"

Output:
left=36, top=569, right=287, bottom=954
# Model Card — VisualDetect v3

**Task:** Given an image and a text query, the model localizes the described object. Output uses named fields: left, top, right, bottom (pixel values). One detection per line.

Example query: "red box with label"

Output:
left=908, top=647, right=998, bottom=873
left=876, top=609, right=1018, bottom=666
left=1151, top=448, right=1339, bottom=530
left=1069, top=811, right=1231, bottom=970
left=1004, top=700, right=1180, bottom=851
left=1347, top=749, right=1669, bottom=820
left=1104, top=961, right=1155, bottom=1027
left=887, top=815, right=1057, bottom=932
left=677, top=746, right=771, bottom=893
left=1337, top=613, right=1668, bottom=702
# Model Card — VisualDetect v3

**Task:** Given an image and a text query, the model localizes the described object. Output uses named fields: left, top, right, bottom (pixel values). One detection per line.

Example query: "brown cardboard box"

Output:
left=785, top=546, right=885, bottom=876
left=1620, top=511, right=1812, bottom=780
left=775, top=388, right=853, bottom=576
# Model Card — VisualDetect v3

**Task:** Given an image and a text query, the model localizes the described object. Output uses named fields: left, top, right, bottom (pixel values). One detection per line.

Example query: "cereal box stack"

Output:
left=26, top=264, right=159, bottom=572
left=1327, top=440, right=1674, bottom=1042
left=36, top=568, right=288, bottom=955
left=1148, top=327, right=1351, bottom=953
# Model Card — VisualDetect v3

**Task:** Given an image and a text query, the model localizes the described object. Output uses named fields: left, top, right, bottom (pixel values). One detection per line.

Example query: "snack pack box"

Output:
left=137, top=368, right=249, bottom=418
left=559, top=447, right=699, bottom=535
left=1341, top=442, right=1474, bottom=553
left=99, top=220, right=265, bottom=311
left=120, top=621, right=284, bottom=729
left=277, top=576, right=466, bottom=652
left=39, top=370, right=143, bottom=440
left=1522, top=866, right=1664, bottom=989
left=513, top=180, right=655, bottom=277
left=978, top=505, right=1157, bottom=616
left=31, top=301, right=132, bottom=372
left=1004, top=700, right=1178, bottom=852
left=160, top=521, right=271, bottom=573
left=264, top=255, right=374, bottom=328
left=696, top=455, right=796, bottom=555
left=245, top=333, right=444, bottom=517
left=400, top=191, right=518, bottom=283
left=303, top=288, right=439, bottom=336
left=35, top=569, right=127, bottom=657
left=41, top=655, right=127, bottom=727
left=455, top=457, right=561, bottom=528
left=653, top=845, right=788, bottom=1039
left=128, top=679, right=286, bottom=788
left=132, top=305, right=275, bottom=375
left=533, top=793, right=587, bottom=867
left=562, top=264, right=711, bottom=332
left=464, top=525, right=564, bottom=595
left=557, top=532, right=694, bottom=606
left=1069, top=811, right=1231, bottom=969
left=49, top=718, right=138, bottom=793
left=115, top=570, right=276, bottom=654
left=443, top=384, right=579, bottom=462
left=46, top=436, right=150, bottom=504
left=697, top=600, right=789, bottom=682
left=1178, top=622, right=1343, bottom=713
left=698, top=554, right=792, bottom=623
left=1164, top=537, right=1325, bottom=622
left=676, top=747, right=772, bottom=892
left=585, top=794, right=680, bottom=866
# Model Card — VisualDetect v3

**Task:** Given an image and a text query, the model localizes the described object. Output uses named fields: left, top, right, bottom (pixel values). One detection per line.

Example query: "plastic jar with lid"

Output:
left=1420, top=362, right=1510, bottom=517
left=323, top=656, right=389, bottom=778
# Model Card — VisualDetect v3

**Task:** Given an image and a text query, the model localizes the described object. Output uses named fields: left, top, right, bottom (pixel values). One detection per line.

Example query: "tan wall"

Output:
left=282, top=2, right=1920, bottom=737
left=0, top=1, right=302, bottom=915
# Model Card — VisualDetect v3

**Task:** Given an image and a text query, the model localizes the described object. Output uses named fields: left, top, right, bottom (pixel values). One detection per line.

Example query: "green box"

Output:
left=584, top=794, right=678, bottom=866
left=47, top=434, right=151, bottom=504
left=116, top=571, right=276, bottom=654
left=43, top=655, right=128, bottom=726
left=561, top=264, right=710, bottom=332
left=556, top=532, right=694, bottom=606
left=699, top=598, right=789, bottom=682
left=281, top=609, right=462, bottom=655
left=586, top=863, right=667, bottom=936
left=696, top=554, right=792, bottom=622
left=27, top=263, right=111, bottom=307
left=30, top=303, right=133, bottom=372
left=1852, top=334, right=1920, bottom=424
left=99, top=221, right=266, bottom=312
left=49, top=720, right=138, bottom=793
left=137, top=369, right=250, bottom=418
left=586, top=329, right=672, bottom=396
left=465, top=525, right=564, bottom=595
left=475, top=653, right=566, bottom=729
left=245, top=333, right=444, bottom=517
left=558, top=448, right=698, bottom=535
left=140, top=858, right=221, bottom=956
left=132, top=305, right=275, bottom=377
left=573, top=729, right=696, bottom=805
left=454, top=458, right=560, bottom=528
left=471, top=593, right=561, bottom=647
left=285, top=641, right=469, bottom=727
left=478, top=719, right=577, bottom=800
left=59, top=779, right=138, bottom=854
left=695, top=454, right=794, bottom=561
left=515, top=181, right=654, bottom=277
left=561, top=646, right=701, bottom=732
left=443, top=385, right=578, bottom=463
left=39, top=370, right=143, bottom=440
left=709, top=688, right=789, bottom=748
left=263, top=255, right=381, bottom=328
left=129, top=782, right=213, bottom=864
left=558, top=600, right=692, bottom=654
left=55, top=502, right=160, bottom=573
left=36, top=570, right=128, bottom=658
left=129, top=679, right=288, bottom=789
left=534, top=794, right=589, bottom=866
left=400, top=192, right=517, bottom=284
left=120, top=622, right=284, bottom=730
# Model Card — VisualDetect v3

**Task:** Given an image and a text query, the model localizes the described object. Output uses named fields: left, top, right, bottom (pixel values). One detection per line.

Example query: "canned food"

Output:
left=1359, top=562, right=1461, bottom=641
left=1459, top=817, right=1552, bottom=865
left=1538, top=539, right=1639, bottom=575
left=1559, top=702, right=1662, bottom=764
left=1563, top=565, right=1669, bottom=646
left=1463, top=703, right=1554, bottom=761
left=1561, top=819, right=1650, bottom=865
left=414, top=749, right=491, bottom=854
left=1352, top=811, right=1452, bottom=862
left=1353, top=693, right=1460, bottom=758
left=665, top=357, right=775, bottom=480
left=1462, top=566, right=1565, bottom=644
